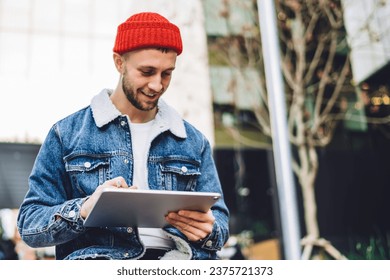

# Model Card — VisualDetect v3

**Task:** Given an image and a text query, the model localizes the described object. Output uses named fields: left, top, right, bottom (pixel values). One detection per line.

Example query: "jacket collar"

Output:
left=90, top=89, right=187, bottom=139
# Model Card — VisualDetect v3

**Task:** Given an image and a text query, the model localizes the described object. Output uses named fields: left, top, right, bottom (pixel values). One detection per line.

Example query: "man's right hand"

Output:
left=80, top=176, right=130, bottom=219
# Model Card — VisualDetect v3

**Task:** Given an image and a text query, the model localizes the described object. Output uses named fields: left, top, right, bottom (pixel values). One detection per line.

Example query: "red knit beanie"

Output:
left=113, top=12, right=183, bottom=55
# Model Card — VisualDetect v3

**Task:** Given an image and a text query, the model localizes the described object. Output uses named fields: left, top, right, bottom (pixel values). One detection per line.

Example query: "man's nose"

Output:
left=148, top=76, right=163, bottom=93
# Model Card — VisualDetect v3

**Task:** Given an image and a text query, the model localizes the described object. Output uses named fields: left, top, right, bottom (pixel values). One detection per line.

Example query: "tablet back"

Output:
left=83, top=189, right=221, bottom=228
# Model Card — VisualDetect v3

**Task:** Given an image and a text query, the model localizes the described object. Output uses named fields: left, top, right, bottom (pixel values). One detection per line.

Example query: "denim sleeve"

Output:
left=196, top=137, right=230, bottom=251
left=193, top=212, right=227, bottom=252
left=17, top=125, right=87, bottom=248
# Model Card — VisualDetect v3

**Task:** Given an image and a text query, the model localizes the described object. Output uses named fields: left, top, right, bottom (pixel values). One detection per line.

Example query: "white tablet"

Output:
left=83, top=188, right=221, bottom=228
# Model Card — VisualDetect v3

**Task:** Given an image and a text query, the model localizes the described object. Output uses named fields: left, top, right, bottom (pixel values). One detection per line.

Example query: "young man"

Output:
left=17, top=12, right=229, bottom=260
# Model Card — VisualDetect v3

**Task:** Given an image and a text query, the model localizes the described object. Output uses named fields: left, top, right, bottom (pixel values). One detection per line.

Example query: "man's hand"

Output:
left=165, top=209, right=215, bottom=242
left=80, top=176, right=131, bottom=219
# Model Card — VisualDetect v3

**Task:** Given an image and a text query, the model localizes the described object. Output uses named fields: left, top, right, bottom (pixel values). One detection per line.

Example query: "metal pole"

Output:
left=256, top=0, right=301, bottom=259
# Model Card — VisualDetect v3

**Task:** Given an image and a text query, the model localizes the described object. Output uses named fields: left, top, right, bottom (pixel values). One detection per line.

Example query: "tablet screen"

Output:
left=83, top=189, right=221, bottom=228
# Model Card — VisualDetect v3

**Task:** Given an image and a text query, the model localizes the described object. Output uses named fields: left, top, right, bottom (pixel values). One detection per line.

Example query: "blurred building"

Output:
left=0, top=0, right=214, bottom=144
left=342, top=0, right=390, bottom=140
left=0, top=143, right=39, bottom=209
left=342, top=0, right=390, bottom=85
left=201, top=0, right=278, bottom=245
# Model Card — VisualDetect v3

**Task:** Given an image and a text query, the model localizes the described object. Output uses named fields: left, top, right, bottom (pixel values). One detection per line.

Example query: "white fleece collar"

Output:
left=90, top=89, right=187, bottom=139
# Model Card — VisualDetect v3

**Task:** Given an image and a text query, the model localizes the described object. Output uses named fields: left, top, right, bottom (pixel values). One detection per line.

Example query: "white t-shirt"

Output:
left=129, top=120, right=175, bottom=250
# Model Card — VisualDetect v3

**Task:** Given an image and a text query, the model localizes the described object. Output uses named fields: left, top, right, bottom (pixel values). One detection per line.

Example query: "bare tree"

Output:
left=276, top=0, right=352, bottom=260
left=208, top=0, right=356, bottom=259
left=208, top=0, right=390, bottom=259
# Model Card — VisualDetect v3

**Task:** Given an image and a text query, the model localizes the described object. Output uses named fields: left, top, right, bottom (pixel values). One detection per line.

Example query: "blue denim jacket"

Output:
left=17, top=89, right=229, bottom=260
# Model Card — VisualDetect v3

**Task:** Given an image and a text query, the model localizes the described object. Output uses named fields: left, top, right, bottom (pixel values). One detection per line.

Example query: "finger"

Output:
left=176, top=209, right=215, bottom=223
left=166, top=217, right=210, bottom=241
left=111, top=176, right=129, bottom=188
left=179, top=228, right=207, bottom=242
left=165, top=212, right=213, bottom=236
left=167, top=211, right=214, bottom=231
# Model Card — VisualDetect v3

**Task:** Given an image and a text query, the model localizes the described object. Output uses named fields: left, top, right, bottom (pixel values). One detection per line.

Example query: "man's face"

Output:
left=120, top=49, right=177, bottom=112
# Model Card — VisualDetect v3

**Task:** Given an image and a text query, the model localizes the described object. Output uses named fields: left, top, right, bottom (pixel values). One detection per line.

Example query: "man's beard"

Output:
left=122, top=76, right=159, bottom=112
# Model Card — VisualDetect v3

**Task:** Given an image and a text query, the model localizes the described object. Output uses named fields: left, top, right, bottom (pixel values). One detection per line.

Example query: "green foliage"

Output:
left=347, top=230, right=390, bottom=260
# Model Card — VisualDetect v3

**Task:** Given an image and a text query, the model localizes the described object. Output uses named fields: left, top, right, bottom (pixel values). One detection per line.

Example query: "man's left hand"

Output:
left=165, top=209, right=215, bottom=242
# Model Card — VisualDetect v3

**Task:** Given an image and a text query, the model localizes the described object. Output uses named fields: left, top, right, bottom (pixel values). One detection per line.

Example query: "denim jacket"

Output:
left=17, top=89, right=229, bottom=260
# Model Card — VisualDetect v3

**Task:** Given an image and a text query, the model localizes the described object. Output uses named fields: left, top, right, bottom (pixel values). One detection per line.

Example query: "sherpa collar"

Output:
left=90, top=89, right=187, bottom=139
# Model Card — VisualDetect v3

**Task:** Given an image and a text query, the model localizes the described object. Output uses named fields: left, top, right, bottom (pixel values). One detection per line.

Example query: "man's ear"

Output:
left=113, top=53, right=124, bottom=73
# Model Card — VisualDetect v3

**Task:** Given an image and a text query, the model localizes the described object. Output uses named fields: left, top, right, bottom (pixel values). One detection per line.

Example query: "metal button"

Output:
left=120, top=120, right=126, bottom=126
left=68, top=210, right=76, bottom=218
left=127, top=227, right=133, bottom=233
left=181, top=166, right=188, bottom=173
left=124, top=159, right=129, bottom=164
left=84, top=162, right=91, bottom=168
left=206, top=240, right=213, bottom=247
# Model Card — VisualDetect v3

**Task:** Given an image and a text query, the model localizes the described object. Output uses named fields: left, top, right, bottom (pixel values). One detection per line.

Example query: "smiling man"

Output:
left=17, top=12, right=229, bottom=260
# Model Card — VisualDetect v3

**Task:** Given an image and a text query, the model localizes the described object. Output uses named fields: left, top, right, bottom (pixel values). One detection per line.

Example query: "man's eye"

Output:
left=141, top=71, right=153, bottom=76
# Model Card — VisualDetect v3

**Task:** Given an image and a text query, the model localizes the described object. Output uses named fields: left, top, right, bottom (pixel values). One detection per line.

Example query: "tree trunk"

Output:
left=296, top=143, right=319, bottom=239
left=300, top=173, right=319, bottom=239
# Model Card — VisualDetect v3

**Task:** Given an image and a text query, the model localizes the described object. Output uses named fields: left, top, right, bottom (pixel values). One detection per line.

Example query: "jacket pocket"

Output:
left=159, top=159, right=200, bottom=191
left=65, top=154, right=110, bottom=196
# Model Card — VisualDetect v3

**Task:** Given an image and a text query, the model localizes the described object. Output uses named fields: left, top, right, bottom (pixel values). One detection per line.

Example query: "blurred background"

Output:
left=0, top=0, right=389, bottom=260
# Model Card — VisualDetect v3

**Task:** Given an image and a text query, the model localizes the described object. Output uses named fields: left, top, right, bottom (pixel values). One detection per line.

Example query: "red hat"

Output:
left=113, top=12, right=183, bottom=55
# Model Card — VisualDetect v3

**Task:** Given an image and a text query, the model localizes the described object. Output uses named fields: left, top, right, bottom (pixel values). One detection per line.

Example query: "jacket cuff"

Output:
left=56, top=197, right=89, bottom=231
left=197, top=222, right=224, bottom=251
